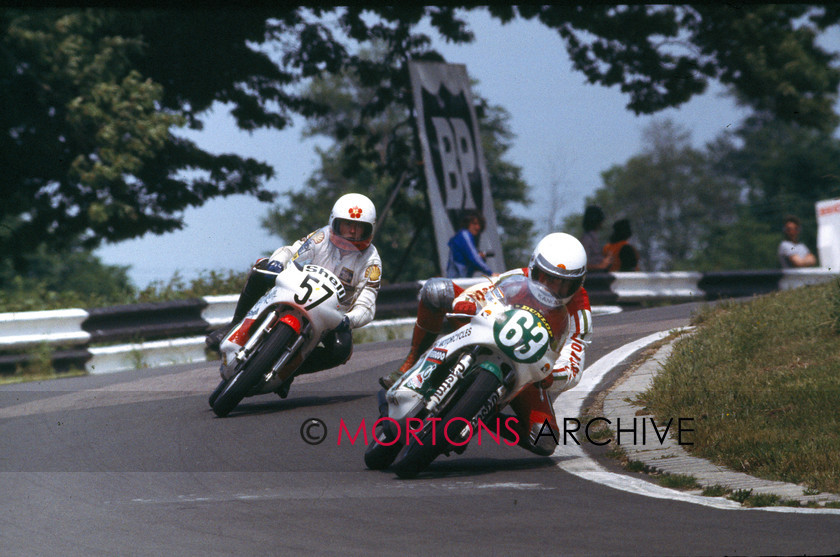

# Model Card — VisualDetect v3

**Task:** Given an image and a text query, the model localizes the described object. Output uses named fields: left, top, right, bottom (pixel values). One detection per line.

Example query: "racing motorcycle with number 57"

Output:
left=208, top=260, right=349, bottom=417
left=364, top=274, right=569, bottom=478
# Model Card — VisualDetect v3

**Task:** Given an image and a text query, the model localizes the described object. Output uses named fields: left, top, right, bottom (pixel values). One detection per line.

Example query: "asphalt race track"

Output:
left=1, top=303, right=839, bottom=556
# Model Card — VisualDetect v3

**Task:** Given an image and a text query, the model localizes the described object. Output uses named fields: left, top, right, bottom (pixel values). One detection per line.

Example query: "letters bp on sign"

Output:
left=408, top=61, right=505, bottom=275
left=816, top=198, right=840, bottom=272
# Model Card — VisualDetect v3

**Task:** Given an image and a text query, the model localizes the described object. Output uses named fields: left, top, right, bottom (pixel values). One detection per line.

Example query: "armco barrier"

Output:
left=83, top=299, right=210, bottom=343
left=609, top=272, right=704, bottom=303
left=579, top=273, right=619, bottom=305
left=698, top=270, right=784, bottom=300
left=0, top=308, right=91, bottom=349
left=0, top=269, right=836, bottom=376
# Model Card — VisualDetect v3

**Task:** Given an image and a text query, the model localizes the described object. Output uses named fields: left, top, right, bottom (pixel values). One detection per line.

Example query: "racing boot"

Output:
left=205, top=268, right=273, bottom=351
left=497, top=414, right=557, bottom=457
left=378, top=323, right=438, bottom=389
left=275, top=376, right=294, bottom=399
left=292, top=347, right=342, bottom=376
left=205, top=326, right=230, bottom=352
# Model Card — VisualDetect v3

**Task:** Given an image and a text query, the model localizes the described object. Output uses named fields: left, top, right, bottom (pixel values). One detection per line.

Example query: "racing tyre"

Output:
left=389, top=417, right=439, bottom=479
left=208, top=378, right=228, bottom=408
left=212, top=322, right=297, bottom=418
left=364, top=419, right=402, bottom=470
left=391, top=368, right=502, bottom=479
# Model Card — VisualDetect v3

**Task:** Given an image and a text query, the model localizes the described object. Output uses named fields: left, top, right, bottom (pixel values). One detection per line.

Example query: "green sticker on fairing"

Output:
left=404, top=359, right=440, bottom=396
left=493, top=307, right=551, bottom=363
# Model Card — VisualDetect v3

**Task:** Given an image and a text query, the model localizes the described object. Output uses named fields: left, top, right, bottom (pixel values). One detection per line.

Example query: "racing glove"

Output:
left=265, top=260, right=285, bottom=274
left=550, top=366, right=576, bottom=392
left=452, top=300, right=477, bottom=315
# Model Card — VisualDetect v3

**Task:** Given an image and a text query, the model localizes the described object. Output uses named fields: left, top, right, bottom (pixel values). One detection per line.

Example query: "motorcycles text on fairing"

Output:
left=208, top=260, right=351, bottom=417
left=364, top=274, right=569, bottom=478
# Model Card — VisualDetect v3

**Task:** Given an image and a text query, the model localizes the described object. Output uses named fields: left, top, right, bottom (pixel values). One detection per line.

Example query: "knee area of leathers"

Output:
left=419, top=278, right=455, bottom=311
left=324, top=326, right=353, bottom=363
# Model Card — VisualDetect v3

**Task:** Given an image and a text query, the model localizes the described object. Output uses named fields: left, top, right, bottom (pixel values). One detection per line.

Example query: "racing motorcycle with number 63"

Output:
left=364, top=274, right=569, bottom=478
left=208, top=261, right=348, bottom=417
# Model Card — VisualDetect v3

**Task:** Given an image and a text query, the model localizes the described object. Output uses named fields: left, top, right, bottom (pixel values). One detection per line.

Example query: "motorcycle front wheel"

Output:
left=208, top=378, right=228, bottom=408
left=391, top=368, right=502, bottom=479
left=364, top=418, right=402, bottom=470
left=211, top=322, right=297, bottom=418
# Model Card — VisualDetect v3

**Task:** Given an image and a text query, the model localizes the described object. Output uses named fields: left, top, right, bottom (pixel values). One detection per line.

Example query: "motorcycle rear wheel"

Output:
left=391, top=368, right=502, bottom=479
left=211, top=322, right=297, bottom=418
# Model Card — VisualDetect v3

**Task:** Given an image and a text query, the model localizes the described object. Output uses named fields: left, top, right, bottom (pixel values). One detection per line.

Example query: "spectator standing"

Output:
left=603, top=218, right=640, bottom=271
left=778, top=215, right=817, bottom=268
left=446, top=210, right=495, bottom=278
left=580, top=205, right=613, bottom=272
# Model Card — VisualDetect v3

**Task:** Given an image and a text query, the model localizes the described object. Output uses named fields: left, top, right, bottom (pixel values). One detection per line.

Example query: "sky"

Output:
left=95, top=9, right=838, bottom=288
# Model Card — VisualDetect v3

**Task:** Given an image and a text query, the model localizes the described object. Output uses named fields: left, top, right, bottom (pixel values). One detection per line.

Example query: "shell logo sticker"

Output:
left=365, top=265, right=382, bottom=281
left=556, top=263, right=566, bottom=270
left=348, top=206, right=362, bottom=219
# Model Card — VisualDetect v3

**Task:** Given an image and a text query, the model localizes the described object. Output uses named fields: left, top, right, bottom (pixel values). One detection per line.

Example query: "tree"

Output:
left=568, top=117, right=840, bottom=271
left=687, top=209, right=778, bottom=271
left=262, top=51, right=533, bottom=282
left=4, top=6, right=838, bottom=279
left=714, top=117, right=840, bottom=257
left=1, top=8, right=483, bottom=278
left=0, top=245, right=136, bottom=311
left=512, top=5, right=840, bottom=130
left=681, top=119, right=840, bottom=271
left=1, top=9, right=286, bottom=276
left=475, top=94, right=534, bottom=269
left=568, top=119, right=741, bottom=271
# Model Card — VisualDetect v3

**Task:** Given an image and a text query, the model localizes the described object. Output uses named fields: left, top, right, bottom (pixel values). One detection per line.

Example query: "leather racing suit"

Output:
left=268, top=225, right=382, bottom=329
left=223, top=224, right=382, bottom=377
left=399, top=267, right=592, bottom=455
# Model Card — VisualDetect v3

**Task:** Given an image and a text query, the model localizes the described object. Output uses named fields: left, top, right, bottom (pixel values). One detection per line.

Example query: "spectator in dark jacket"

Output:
left=446, top=210, right=494, bottom=278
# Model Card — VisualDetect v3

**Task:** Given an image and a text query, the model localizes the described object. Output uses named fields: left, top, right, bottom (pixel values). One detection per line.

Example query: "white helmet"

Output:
left=329, top=193, right=377, bottom=251
left=528, top=232, right=587, bottom=305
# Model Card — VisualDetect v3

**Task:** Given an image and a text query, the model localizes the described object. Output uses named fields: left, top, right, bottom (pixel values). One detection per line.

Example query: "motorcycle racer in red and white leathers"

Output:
left=207, top=193, right=382, bottom=394
left=379, top=232, right=592, bottom=455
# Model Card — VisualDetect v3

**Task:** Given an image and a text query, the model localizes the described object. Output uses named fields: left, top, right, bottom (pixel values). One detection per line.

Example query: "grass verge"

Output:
left=642, top=279, right=840, bottom=495
left=1, top=342, right=87, bottom=385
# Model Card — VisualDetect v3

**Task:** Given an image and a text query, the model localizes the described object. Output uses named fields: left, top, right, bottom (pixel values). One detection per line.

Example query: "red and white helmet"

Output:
left=329, top=193, right=377, bottom=251
left=528, top=232, right=587, bottom=305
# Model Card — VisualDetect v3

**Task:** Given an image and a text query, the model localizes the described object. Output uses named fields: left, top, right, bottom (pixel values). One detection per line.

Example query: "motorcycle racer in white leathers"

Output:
left=206, top=193, right=382, bottom=390
left=379, top=233, right=592, bottom=455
